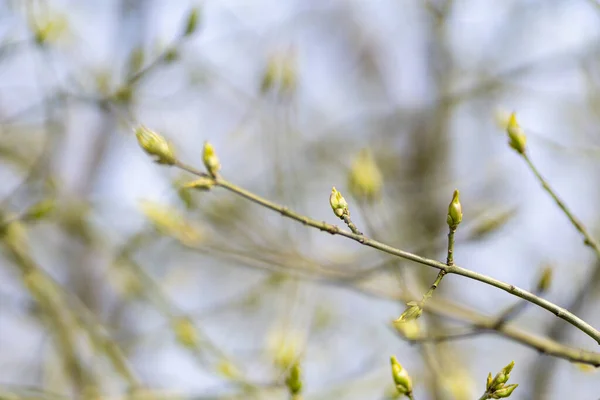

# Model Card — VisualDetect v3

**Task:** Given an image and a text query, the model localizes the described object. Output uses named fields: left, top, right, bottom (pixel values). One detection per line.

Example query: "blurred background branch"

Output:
left=1, top=1, right=600, bottom=399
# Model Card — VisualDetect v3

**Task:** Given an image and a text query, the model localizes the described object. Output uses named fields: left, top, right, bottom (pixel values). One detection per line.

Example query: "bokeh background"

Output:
left=1, top=0, right=600, bottom=399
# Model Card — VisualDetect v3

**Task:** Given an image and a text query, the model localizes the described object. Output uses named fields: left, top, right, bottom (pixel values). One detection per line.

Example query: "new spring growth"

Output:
left=139, top=200, right=202, bottom=246
left=183, top=7, right=201, bottom=37
left=329, top=187, right=349, bottom=218
left=536, top=266, right=553, bottom=293
left=483, top=361, right=518, bottom=399
left=182, top=177, right=215, bottom=191
left=447, top=189, right=463, bottom=229
left=203, top=141, right=221, bottom=177
left=32, top=13, right=68, bottom=45
left=393, top=319, right=420, bottom=340
left=348, top=148, right=383, bottom=202
left=395, top=301, right=423, bottom=323
left=261, top=55, right=279, bottom=94
left=285, top=362, right=303, bottom=395
left=135, top=126, right=176, bottom=165
left=506, top=113, right=527, bottom=154
left=390, top=356, right=413, bottom=397
left=469, top=208, right=516, bottom=241
left=22, top=199, right=56, bottom=222
left=216, top=360, right=240, bottom=379
left=172, top=317, right=199, bottom=349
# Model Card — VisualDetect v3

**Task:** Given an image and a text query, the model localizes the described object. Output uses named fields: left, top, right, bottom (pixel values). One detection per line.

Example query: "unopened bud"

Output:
left=216, top=360, right=240, bottom=379
left=486, top=372, right=493, bottom=390
left=203, top=141, right=221, bottom=177
left=395, top=301, right=423, bottom=323
left=469, top=208, right=516, bottom=241
left=506, top=113, right=527, bottom=154
left=329, top=187, right=349, bottom=218
left=182, top=177, right=215, bottom=191
left=493, top=383, right=518, bottom=398
left=164, top=47, right=179, bottom=63
left=392, top=319, right=420, bottom=340
left=390, top=356, right=413, bottom=396
left=183, top=7, right=201, bottom=37
left=285, top=362, right=302, bottom=395
left=501, top=361, right=515, bottom=376
left=447, top=189, right=463, bottom=229
left=488, top=361, right=516, bottom=392
left=260, top=56, right=279, bottom=94
left=22, top=199, right=56, bottom=222
left=172, top=317, right=198, bottom=348
left=536, top=266, right=553, bottom=293
left=135, top=125, right=176, bottom=165
left=348, top=149, right=383, bottom=202
left=139, top=200, right=203, bottom=246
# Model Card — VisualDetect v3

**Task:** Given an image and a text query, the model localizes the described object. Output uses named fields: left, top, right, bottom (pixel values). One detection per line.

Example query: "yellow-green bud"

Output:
left=135, top=125, right=176, bottom=165
left=469, top=208, right=516, bottom=241
left=493, top=383, right=518, bottom=398
left=32, top=14, right=68, bottom=46
left=486, top=372, right=493, bottom=390
left=260, top=56, right=279, bottom=94
left=447, top=189, right=463, bottom=229
left=506, top=113, right=527, bottom=154
left=183, top=7, right=201, bottom=37
left=329, top=187, right=349, bottom=218
left=495, top=372, right=508, bottom=385
left=114, top=85, right=134, bottom=103
left=203, top=141, right=221, bottom=177
left=390, top=356, right=413, bottom=396
left=172, top=317, right=198, bottom=348
left=489, top=361, right=515, bottom=392
left=536, top=266, right=553, bottom=293
left=395, top=301, right=423, bottom=323
left=501, top=361, right=515, bottom=376
left=285, top=362, right=303, bottom=395
left=216, top=360, right=240, bottom=379
left=23, top=199, right=56, bottom=222
left=348, top=149, right=383, bottom=202
left=392, top=319, right=420, bottom=340
left=139, top=200, right=203, bottom=246
left=164, top=47, right=179, bottom=63
left=182, top=177, right=215, bottom=191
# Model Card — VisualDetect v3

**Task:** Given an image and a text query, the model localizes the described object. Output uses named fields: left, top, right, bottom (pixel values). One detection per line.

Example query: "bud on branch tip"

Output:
left=135, top=125, right=176, bottom=165
left=390, top=356, right=413, bottom=397
left=447, top=189, right=462, bottom=229
left=329, top=187, right=349, bottom=218
left=483, top=361, right=518, bottom=399
left=506, top=112, right=527, bottom=154
left=203, top=141, right=221, bottom=177
left=395, top=301, right=423, bottom=323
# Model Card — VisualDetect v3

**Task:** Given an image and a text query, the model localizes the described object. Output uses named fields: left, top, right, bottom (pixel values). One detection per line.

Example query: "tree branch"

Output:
left=174, top=160, right=600, bottom=346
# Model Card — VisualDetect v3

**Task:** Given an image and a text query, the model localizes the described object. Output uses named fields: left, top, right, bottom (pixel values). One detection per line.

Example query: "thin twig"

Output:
left=523, top=154, right=600, bottom=260
left=177, top=231, right=600, bottom=366
left=174, top=160, right=600, bottom=346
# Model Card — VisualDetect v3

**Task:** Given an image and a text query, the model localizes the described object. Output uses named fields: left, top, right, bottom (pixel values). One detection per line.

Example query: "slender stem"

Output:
left=422, top=226, right=456, bottom=302
left=422, top=271, right=446, bottom=303
left=523, top=154, right=600, bottom=259
left=446, top=227, right=456, bottom=265
left=189, top=233, right=600, bottom=364
left=173, top=161, right=600, bottom=345
left=477, top=392, right=489, bottom=400
left=342, top=214, right=363, bottom=235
